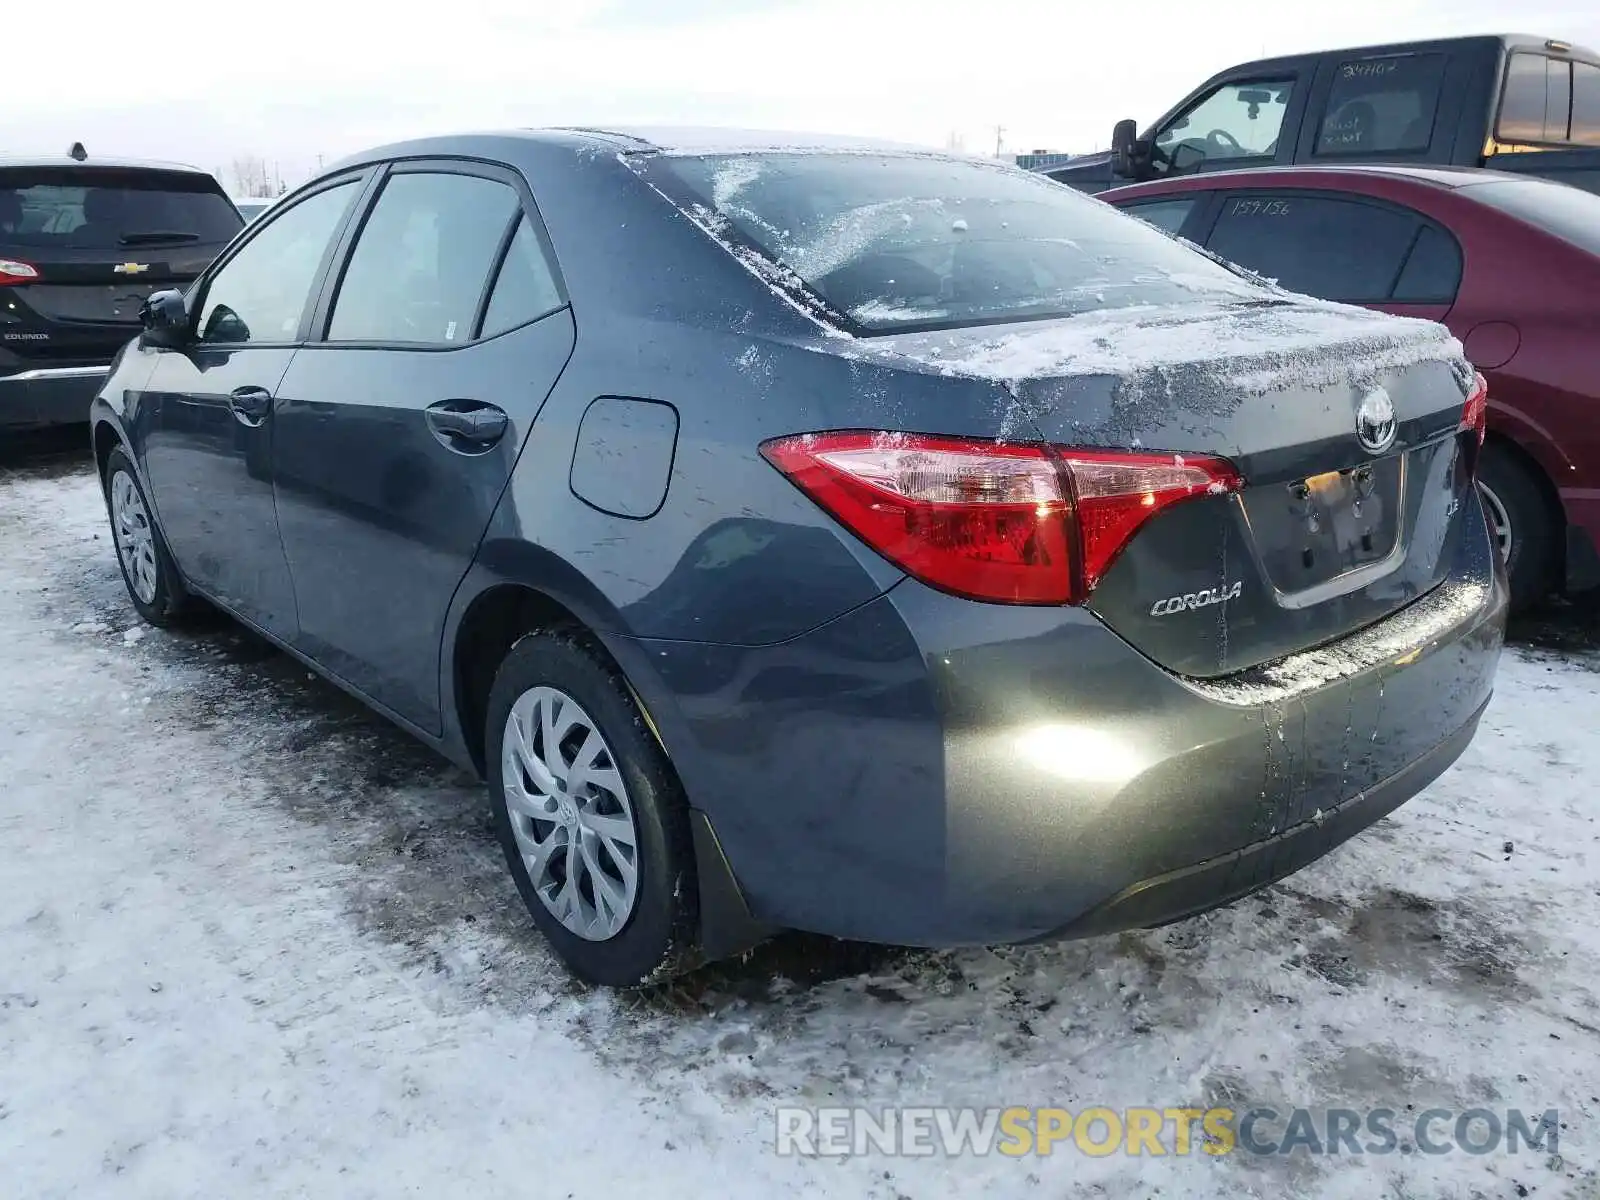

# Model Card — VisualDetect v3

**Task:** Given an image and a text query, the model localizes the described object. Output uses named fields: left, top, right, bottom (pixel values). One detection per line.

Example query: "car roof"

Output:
left=331, top=126, right=951, bottom=172
left=0, top=153, right=211, bottom=173
left=1219, top=32, right=1598, bottom=75
left=1106, top=163, right=1541, bottom=198
left=540, top=125, right=933, bottom=154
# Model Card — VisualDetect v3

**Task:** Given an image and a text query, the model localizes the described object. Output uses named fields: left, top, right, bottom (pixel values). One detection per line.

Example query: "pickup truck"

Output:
left=1047, top=34, right=1600, bottom=195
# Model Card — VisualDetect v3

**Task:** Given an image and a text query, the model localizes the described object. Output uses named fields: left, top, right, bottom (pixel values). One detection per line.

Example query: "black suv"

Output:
left=1, top=149, right=242, bottom=432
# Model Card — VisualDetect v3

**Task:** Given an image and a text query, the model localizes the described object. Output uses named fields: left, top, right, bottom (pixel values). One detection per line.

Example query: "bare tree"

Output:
left=230, top=156, right=274, bottom=198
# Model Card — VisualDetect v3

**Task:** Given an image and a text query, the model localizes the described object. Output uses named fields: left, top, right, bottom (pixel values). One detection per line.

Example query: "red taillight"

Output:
left=760, top=431, right=1242, bottom=605
left=0, top=259, right=39, bottom=286
left=1458, top=371, right=1488, bottom=481
left=1460, top=371, right=1488, bottom=449
left=1059, top=449, right=1244, bottom=590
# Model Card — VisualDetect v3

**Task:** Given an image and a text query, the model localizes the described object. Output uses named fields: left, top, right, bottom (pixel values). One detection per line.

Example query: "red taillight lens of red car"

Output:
left=1460, top=371, right=1488, bottom=448
left=0, top=259, right=40, bottom=286
left=760, top=431, right=1242, bottom=605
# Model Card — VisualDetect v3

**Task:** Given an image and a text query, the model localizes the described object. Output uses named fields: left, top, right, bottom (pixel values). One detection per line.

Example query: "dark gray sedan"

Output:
left=89, top=128, right=1506, bottom=986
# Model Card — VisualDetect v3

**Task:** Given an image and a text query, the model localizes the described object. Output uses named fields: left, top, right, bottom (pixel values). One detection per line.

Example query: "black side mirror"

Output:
left=139, top=289, right=189, bottom=349
left=1110, top=118, right=1139, bottom=178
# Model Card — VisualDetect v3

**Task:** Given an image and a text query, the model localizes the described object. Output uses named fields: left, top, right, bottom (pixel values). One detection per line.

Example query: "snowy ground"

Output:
left=2, top=441, right=1598, bottom=1200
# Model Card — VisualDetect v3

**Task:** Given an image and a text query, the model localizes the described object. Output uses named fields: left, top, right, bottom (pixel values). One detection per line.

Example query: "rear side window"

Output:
left=479, top=218, right=564, bottom=338
left=1204, top=193, right=1421, bottom=302
left=1390, top=225, right=1462, bottom=303
left=197, top=181, right=359, bottom=345
left=1118, top=197, right=1198, bottom=235
left=0, top=167, right=241, bottom=250
left=1467, top=177, right=1600, bottom=256
left=329, top=172, right=520, bottom=345
left=1316, top=54, right=1447, bottom=155
left=1573, top=62, right=1600, bottom=145
left=1498, top=54, right=1579, bottom=144
left=647, top=152, right=1263, bottom=332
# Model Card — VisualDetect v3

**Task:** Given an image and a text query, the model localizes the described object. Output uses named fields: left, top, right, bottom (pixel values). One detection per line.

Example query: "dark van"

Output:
left=1047, top=35, right=1600, bottom=196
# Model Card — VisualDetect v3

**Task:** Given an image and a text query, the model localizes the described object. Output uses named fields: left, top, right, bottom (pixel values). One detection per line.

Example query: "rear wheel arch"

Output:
left=451, top=581, right=668, bottom=779
left=93, top=419, right=123, bottom=481
left=457, top=582, right=771, bottom=977
left=1479, top=432, right=1564, bottom=608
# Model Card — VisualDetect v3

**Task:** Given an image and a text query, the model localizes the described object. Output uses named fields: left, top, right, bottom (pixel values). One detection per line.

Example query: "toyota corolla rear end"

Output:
left=629, top=145, right=1506, bottom=948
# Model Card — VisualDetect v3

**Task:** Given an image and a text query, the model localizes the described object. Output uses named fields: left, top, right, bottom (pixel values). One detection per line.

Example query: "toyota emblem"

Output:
left=1355, top=386, right=1397, bottom=455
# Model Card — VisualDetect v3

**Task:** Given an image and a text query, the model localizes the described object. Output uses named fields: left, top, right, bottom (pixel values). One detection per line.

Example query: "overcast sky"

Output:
left=9, top=0, right=1600, bottom=190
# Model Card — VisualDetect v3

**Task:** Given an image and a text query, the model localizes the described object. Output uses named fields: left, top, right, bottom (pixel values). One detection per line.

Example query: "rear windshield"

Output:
left=0, top=167, right=241, bottom=250
left=647, top=152, right=1264, bottom=331
left=1465, top=177, right=1600, bottom=256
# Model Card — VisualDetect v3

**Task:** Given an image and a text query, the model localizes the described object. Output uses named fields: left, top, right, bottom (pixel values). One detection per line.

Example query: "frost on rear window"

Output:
left=850, top=298, right=951, bottom=323
left=648, top=152, right=1264, bottom=331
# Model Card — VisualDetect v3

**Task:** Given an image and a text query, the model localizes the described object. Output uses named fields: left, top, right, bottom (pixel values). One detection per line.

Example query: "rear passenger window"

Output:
left=1572, top=62, right=1600, bottom=146
left=1391, top=224, right=1462, bottom=303
left=479, top=218, right=563, bottom=337
left=329, top=172, right=519, bottom=345
left=1205, top=194, right=1420, bottom=303
left=1498, top=54, right=1575, bottom=144
left=1117, top=198, right=1198, bottom=235
left=1316, top=54, right=1446, bottom=156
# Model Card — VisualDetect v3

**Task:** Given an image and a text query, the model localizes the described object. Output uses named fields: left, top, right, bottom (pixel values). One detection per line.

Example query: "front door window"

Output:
left=1151, top=79, right=1295, bottom=176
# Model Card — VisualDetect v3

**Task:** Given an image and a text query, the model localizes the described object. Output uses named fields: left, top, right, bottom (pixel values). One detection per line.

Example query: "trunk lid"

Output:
left=6, top=245, right=219, bottom=323
left=856, top=299, right=1477, bottom=677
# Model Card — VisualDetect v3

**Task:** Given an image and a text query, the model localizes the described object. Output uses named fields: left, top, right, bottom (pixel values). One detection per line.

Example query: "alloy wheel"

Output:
left=501, top=685, right=641, bottom=941
left=110, top=469, right=158, bottom=606
left=1478, top=481, right=1513, bottom=563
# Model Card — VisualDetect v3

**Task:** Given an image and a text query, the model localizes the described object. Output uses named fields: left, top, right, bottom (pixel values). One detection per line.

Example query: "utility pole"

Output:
left=994, top=125, right=1005, bottom=159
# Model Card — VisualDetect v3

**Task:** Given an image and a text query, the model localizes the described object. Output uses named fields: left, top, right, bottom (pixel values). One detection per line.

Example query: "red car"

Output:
left=1102, top=165, right=1600, bottom=611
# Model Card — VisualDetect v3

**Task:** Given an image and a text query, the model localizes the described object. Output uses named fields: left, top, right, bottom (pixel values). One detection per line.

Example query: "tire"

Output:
left=102, top=446, right=196, bottom=628
left=486, top=630, right=699, bottom=987
left=1478, top=442, right=1557, bottom=614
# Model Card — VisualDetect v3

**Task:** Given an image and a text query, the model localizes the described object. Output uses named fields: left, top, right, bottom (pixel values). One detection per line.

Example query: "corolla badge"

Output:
left=1355, top=386, right=1397, bottom=455
left=1150, top=581, right=1243, bottom=617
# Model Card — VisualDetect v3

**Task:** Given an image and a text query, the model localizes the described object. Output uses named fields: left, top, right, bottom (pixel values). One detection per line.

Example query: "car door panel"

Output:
left=272, top=309, right=576, bottom=731
left=139, top=346, right=300, bottom=634
left=133, top=177, right=365, bottom=641
left=270, top=164, right=574, bottom=733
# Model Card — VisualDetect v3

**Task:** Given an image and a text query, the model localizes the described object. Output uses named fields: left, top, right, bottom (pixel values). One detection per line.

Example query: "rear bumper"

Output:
left=621, top=500, right=1508, bottom=949
left=1050, top=697, right=1486, bottom=938
left=1561, top=493, right=1600, bottom=593
left=0, top=364, right=108, bottom=431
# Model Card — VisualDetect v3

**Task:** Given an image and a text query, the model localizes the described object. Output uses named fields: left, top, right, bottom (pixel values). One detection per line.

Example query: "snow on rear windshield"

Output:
left=653, top=153, right=1265, bottom=330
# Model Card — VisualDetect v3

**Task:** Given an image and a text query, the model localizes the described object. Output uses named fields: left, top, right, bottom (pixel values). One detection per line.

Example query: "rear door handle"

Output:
left=229, top=386, right=273, bottom=425
left=425, top=401, right=509, bottom=449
